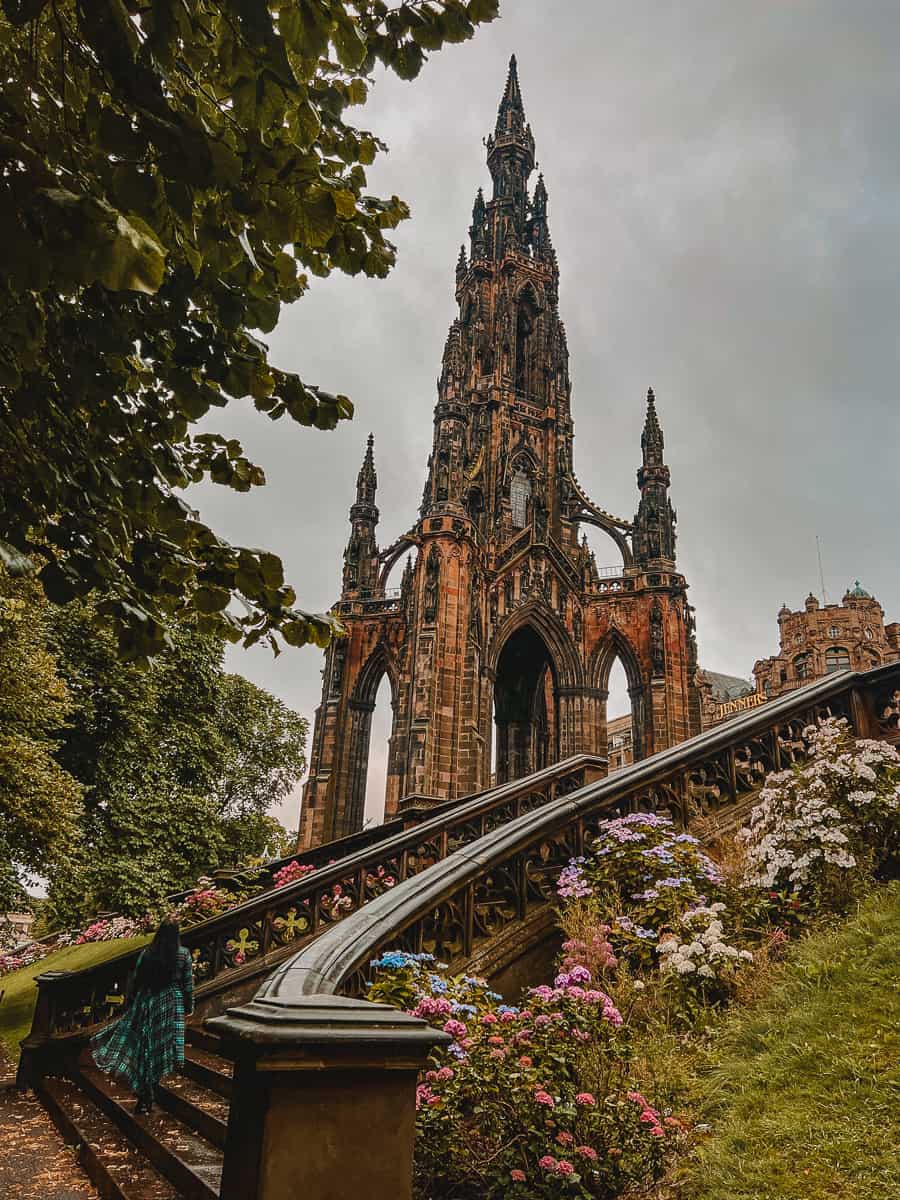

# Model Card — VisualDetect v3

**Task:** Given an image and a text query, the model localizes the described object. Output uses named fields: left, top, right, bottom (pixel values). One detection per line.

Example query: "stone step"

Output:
left=156, top=1073, right=228, bottom=1151
left=39, top=1074, right=181, bottom=1200
left=185, top=1025, right=233, bottom=1060
left=74, top=1064, right=223, bottom=1200
left=182, top=1045, right=233, bottom=1101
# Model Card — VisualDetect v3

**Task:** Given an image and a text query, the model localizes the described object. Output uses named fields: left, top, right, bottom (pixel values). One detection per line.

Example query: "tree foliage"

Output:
left=0, top=568, right=83, bottom=912
left=0, top=0, right=498, bottom=659
left=45, top=603, right=308, bottom=923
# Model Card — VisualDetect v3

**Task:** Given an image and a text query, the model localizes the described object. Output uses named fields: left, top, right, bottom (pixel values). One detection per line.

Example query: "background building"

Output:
left=754, top=583, right=900, bottom=700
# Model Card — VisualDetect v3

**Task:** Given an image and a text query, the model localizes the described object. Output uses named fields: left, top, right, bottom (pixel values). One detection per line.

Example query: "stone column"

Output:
left=208, top=993, right=449, bottom=1200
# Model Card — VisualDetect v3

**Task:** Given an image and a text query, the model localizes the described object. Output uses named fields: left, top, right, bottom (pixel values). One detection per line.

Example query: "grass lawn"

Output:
left=0, top=937, right=149, bottom=1063
left=675, top=884, right=900, bottom=1200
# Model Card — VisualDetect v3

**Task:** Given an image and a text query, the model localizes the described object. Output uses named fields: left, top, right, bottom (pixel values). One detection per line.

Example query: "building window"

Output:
left=510, top=469, right=531, bottom=528
left=794, top=653, right=810, bottom=680
left=825, top=646, right=850, bottom=673
left=828, top=625, right=841, bottom=639
left=864, top=627, right=874, bottom=640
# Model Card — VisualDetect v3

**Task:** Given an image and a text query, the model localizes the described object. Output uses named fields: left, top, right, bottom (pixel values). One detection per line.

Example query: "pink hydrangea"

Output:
left=576, top=1145, right=598, bottom=1161
left=575, top=1092, right=596, bottom=1107
left=413, top=996, right=452, bottom=1019
left=518, top=1055, right=532, bottom=1068
left=556, top=1160, right=575, bottom=1176
left=538, top=1155, right=558, bottom=1171
left=510, top=1169, right=526, bottom=1182
left=481, top=1012, right=498, bottom=1025
left=534, top=1090, right=555, bottom=1107
left=556, top=1132, right=574, bottom=1146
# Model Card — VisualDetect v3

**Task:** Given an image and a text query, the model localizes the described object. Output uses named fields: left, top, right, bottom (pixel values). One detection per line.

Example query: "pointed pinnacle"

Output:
left=496, top=52, right=525, bottom=127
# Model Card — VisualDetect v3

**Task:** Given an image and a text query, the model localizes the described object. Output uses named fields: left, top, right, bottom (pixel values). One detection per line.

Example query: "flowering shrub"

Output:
left=272, top=860, right=315, bottom=888
left=0, top=940, right=50, bottom=973
left=367, top=951, right=668, bottom=1197
left=657, top=903, right=752, bottom=1002
left=558, top=814, right=725, bottom=972
left=75, top=914, right=150, bottom=944
left=172, top=880, right=232, bottom=926
left=365, top=863, right=397, bottom=895
left=740, top=719, right=900, bottom=907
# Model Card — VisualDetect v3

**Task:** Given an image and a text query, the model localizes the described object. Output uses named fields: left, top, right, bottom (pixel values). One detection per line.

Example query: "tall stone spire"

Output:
left=469, top=187, right=486, bottom=259
left=343, top=434, right=379, bottom=594
left=495, top=53, right=526, bottom=138
left=528, top=172, right=556, bottom=266
left=354, top=432, right=377, bottom=508
left=486, top=54, right=535, bottom=245
left=640, top=387, right=664, bottom=466
left=634, top=389, right=676, bottom=566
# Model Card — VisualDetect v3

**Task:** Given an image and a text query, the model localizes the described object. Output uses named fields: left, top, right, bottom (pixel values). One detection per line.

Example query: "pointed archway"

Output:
left=492, top=624, right=559, bottom=784
left=337, top=646, right=398, bottom=840
left=592, top=633, right=647, bottom=763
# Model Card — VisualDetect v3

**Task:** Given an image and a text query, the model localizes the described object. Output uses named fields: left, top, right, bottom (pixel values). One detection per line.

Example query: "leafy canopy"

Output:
left=0, top=568, right=83, bottom=912
left=0, top=0, right=498, bottom=659
left=45, top=602, right=309, bottom=923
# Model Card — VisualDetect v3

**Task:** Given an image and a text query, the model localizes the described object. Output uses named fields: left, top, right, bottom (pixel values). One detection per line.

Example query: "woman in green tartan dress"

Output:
left=91, top=919, right=193, bottom=1113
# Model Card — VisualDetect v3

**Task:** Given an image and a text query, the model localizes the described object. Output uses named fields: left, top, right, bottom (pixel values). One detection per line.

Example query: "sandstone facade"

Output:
left=299, top=60, right=702, bottom=848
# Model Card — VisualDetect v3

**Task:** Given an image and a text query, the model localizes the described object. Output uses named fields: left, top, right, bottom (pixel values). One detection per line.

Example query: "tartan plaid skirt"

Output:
left=91, top=948, right=192, bottom=1097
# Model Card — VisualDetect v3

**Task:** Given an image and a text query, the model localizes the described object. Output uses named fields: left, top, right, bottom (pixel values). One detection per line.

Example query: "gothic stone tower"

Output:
left=299, top=58, right=702, bottom=848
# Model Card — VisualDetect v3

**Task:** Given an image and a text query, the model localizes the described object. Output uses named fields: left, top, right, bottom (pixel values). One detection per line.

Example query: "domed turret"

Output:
left=805, top=592, right=820, bottom=612
left=845, top=580, right=872, bottom=600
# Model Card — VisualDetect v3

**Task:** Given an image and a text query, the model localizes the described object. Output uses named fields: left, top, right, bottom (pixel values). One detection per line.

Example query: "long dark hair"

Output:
left=134, top=919, right=181, bottom=993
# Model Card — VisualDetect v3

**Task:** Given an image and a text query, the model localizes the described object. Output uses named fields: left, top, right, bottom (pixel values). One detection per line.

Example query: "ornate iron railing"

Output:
left=19, top=754, right=604, bottom=1076
left=238, top=664, right=900, bottom=1006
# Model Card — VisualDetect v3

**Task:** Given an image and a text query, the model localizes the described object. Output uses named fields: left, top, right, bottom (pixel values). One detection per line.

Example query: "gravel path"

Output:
left=0, top=1047, right=98, bottom=1200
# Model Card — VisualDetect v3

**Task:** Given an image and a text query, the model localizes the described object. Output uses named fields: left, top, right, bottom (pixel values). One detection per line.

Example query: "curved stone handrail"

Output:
left=217, top=663, right=900, bottom=1015
left=18, top=753, right=604, bottom=1079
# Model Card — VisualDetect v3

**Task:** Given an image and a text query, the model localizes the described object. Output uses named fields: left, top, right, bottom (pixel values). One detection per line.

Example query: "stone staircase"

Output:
left=21, top=663, right=900, bottom=1200
left=38, top=1026, right=234, bottom=1200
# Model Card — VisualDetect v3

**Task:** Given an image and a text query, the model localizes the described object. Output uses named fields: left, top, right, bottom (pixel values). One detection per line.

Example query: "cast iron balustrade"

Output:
left=200, top=663, right=899, bottom=1200
left=18, top=754, right=604, bottom=1081
left=218, top=664, right=900, bottom=1009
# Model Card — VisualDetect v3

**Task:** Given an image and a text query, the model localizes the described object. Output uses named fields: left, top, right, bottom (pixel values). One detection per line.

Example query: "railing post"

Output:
left=849, top=685, right=878, bottom=740
left=17, top=970, right=69, bottom=1088
left=209, top=994, right=448, bottom=1200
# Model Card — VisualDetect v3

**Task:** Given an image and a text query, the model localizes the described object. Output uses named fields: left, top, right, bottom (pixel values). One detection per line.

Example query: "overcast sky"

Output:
left=195, top=1, right=900, bottom=829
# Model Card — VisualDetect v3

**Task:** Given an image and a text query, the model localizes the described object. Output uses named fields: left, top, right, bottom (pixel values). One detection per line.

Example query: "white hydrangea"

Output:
left=740, top=718, right=900, bottom=894
left=657, top=904, right=752, bottom=987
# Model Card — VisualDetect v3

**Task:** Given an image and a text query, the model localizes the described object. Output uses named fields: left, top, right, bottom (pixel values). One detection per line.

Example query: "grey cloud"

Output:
left=193, top=1, right=900, bottom=825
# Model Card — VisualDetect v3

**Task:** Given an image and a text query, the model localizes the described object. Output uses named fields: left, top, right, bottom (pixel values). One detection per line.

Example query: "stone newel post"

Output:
left=208, top=992, right=449, bottom=1200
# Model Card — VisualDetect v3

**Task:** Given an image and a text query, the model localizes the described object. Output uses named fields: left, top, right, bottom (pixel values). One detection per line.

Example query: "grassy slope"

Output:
left=0, top=936, right=149, bottom=1062
left=678, top=884, right=900, bottom=1200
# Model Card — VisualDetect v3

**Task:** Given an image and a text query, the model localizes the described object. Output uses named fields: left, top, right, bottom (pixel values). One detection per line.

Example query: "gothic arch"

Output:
left=351, top=642, right=399, bottom=708
left=577, top=511, right=634, bottom=570
left=488, top=600, right=583, bottom=690
left=339, top=643, right=399, bottom=838
left=590, top=630, right=643, bottom=694
left=377, top=533, right=418, bottom=590
left=590, top=631, right=647, bottom=763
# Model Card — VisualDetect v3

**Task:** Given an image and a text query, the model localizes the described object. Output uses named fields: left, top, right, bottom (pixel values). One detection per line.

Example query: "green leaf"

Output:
left=333, top=12, right=367, bottom=69
left=295, top=185, right=337, bottom=248
left=193, top=586, right=231, bottom=613
left=467, top=0, right=500, bottom=21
